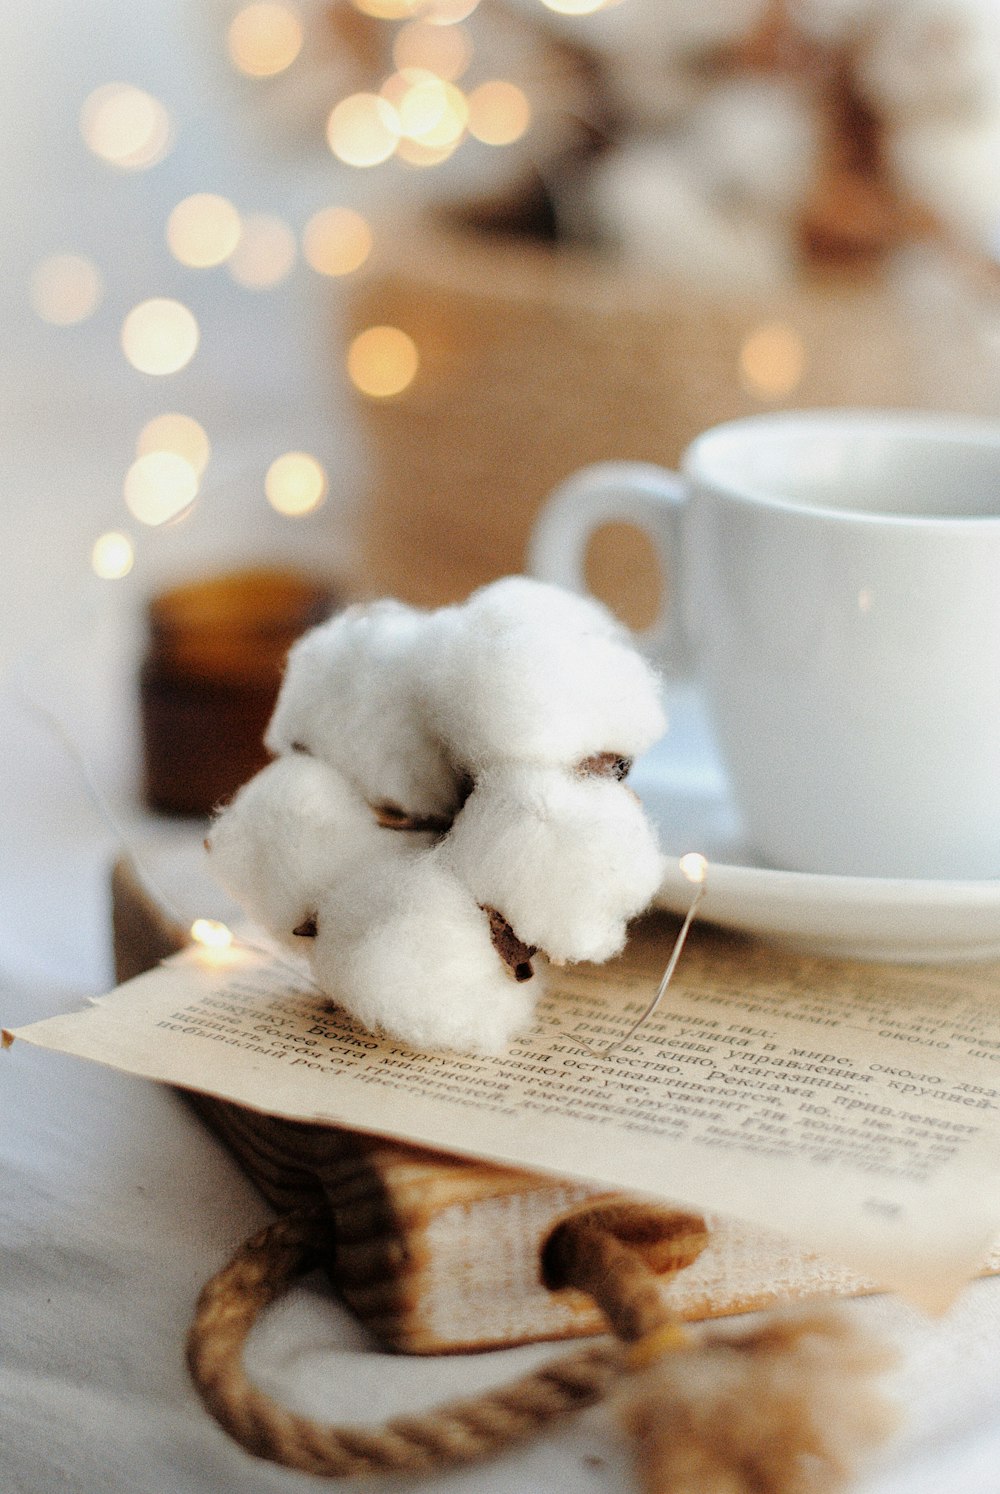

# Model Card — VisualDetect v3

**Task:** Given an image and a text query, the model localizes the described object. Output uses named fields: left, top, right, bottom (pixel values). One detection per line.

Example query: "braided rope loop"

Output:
left=186, top=1207, right=621, bottom=1477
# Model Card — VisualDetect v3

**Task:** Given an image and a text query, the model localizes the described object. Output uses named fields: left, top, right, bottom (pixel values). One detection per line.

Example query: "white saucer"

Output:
left=633, top=687, right=1000, bottom=964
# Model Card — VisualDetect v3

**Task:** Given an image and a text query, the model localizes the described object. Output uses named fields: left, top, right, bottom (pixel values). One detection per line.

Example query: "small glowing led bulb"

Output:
left=679, top=851, right=708, bottom=885
left=190, top=918, right=234, bottom=949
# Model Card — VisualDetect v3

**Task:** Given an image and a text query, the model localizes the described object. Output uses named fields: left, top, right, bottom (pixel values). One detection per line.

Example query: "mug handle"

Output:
left=527, top=461, right=690, bottom=674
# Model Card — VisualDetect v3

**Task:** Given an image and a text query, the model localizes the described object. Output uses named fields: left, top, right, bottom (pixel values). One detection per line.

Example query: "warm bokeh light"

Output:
left=190, top=917, right=234, bottom=949
left=227, top=3, right=304, bottom=77
left=136, top=413, right=211, bottom=476
left=226, top=213, right=297, bottom=288
left=395, top=134, right=460, bottom=166
left=467, top=80, right=531, bottom=145
left=265, top=451, right=328, bottom=515
left=423, top=0, right=480, bottom=21
left=91, top=531, right=134, bottom=580
left=121, top=298, right=199, bottom=375
left=350, top=0, right=423, bottom=16
left=393, top=19, right=471, bottom=80
left=383, top=73, right=466, bottom=147
left=739, top=323, right=806, bottom=400
left=326, top=92, right=400, bottom=166
left=380, top=66, right=433, bottom=110
left=166, top=193, right=241, bottom=268
left=29, top=254, right=103, bottom=325
left=302, top=206, right=373, bottom=276
left=347, top=325, right=419, bottom=398
left=80, top=84, right=172, bottom=170
left=679, top=851, right=709, bottom=885
left=540, top=0, right=609, bottom=12
left=123, top=451, right=199, bottom=526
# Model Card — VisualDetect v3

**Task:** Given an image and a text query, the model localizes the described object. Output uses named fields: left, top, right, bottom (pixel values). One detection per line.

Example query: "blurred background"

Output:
left=2, top=0, right=1000, bottom=981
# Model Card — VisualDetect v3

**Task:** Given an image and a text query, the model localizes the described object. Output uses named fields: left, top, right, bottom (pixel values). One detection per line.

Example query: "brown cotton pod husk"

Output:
left=621, top=1307, right=897, bottom=1494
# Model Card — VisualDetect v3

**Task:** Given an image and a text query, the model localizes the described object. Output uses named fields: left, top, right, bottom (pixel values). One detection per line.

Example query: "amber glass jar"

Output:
left=140, top=568, right=338, bottom=816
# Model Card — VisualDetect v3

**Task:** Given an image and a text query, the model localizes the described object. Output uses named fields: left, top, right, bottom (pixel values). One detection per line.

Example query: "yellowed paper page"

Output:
left=8, top=918, right=1000, bottom=1310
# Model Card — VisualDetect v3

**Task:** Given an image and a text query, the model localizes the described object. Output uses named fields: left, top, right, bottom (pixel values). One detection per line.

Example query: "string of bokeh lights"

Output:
left=29, top=0, right=807, bottom=585
left=26, top=0, right=722, bottom=1000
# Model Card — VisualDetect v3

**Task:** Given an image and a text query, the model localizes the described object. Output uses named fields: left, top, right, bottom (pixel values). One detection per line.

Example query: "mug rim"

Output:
left=683, top=408, right=1000, bottom=527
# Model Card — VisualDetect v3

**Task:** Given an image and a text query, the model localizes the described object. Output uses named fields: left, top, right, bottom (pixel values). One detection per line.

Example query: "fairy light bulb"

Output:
left=396, top=135, right=460, bottom=166
left=265, top=452, right=327, bottom=515
left=302, top=206, right=373, bottom=276
left=136, top=413, right=211, bottom=477
left=30, top=254, right=104, bottom=325
left=467, top=80, right=531, bottom=146
left=123, top=451, right=199, bottom=526
left=80, top=84, right=173, bottom=170
left=190, top=918, right=234, bottom=949
left=91, top=531, right=134, bottom=580
left=167, top=194, right=241, bottom=268
left=347, top=326, right=419, bottom=398
left=226, top=214, right=297, bottom=288
left=227, top=3, right=304, bottom=77
left=121, top=298, right=199, bottom=375
left=350, top=0, right=422, bottom=17
left=423, top=0, right=480, bottom=21
left=392, top=19, right=472, bottom=80
left=540, top=0, right=608, bottom=12
left=326, top=93, right=400, bottom=166
left=679, top=851, right=708, bottom=885
left=739, top=323, right=806, bottom=400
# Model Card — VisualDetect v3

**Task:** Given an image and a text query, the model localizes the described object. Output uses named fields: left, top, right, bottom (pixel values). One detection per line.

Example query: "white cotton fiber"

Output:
left=206, top=754, right=428, bottom=949
left=690, top=79, right=820, bottom=219
left=890, top=111, right=1000, bottom=247
left=442, top=764, right=666, bottom=966
left=309, top=850, right=538, bottom=1055
left=858, top=0, right=1000, bottom=123
left=587, top=142, right=797, bottom=293
left=422, top=577, right=667, bottom=771
left=215, top=575, right=670, bottom=1054
left=265, top=599, right=461, bottom=822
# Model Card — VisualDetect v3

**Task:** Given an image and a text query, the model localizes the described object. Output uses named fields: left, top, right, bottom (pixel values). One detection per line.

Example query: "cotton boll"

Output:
left=890, top=110, right=1000, bottom=247
left=310, top=850, right=537, bottom=1055
left=690, top=78, right=821, bottom=219
left=532, top=0, right=770, bottom=62
left=265, top=599, right=461, bottom=822
left=423, top=577, right=667, bottom=772
left=206, top=755, right=411, bottom=949
left=587, top=141, right=797, bottom=293
left=858, top=0, right=1000, bottom=124
left=443, top=764, right=666, bottom=966
left=795, top=0, right=881, bottom=46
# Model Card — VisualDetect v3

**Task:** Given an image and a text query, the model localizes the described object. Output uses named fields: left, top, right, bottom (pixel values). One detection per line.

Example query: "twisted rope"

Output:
left=186, top=1204, right=641, bottom=1477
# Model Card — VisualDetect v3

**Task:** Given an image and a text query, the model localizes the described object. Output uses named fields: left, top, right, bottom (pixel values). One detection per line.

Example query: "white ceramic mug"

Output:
left=528, top=410, right=1000, bottom=881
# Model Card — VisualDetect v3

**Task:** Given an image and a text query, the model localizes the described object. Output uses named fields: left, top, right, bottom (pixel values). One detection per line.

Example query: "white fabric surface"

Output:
left=3, top=4, right=1000, bottom=1492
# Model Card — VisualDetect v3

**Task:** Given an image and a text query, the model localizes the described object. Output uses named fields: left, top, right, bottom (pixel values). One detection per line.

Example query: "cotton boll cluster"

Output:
left=871, top=1, right=1000, bottom=251
left=206, top=754, right=412, bottom=952
left=206, top=578, right=667, bottom=1055
left=442, top=764, right=665, bottom=966
left=856, top=0, right=1000, bottom=122
left=266, top=600, right=460, bottom=826
left=423, top=577, right=666, bottom=771
left=572, top=0, right=1000, bottom=282
left=588, top=73, right=819, bottom=291
left=311, top=852, right=537, bottom=1056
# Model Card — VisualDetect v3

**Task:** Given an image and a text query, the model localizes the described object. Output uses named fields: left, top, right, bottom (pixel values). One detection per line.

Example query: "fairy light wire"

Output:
left=574, top=855, right=708, bottom=1059
left=9, top=671, right=326, bottom=997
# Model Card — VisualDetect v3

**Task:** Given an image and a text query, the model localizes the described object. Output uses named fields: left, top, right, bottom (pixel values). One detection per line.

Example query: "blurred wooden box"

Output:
left=346, top=218, right=992, bottom=621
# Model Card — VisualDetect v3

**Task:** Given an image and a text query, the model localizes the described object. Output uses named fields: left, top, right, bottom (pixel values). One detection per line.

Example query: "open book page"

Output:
left=8, top=915, right=1000, bottom=1310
